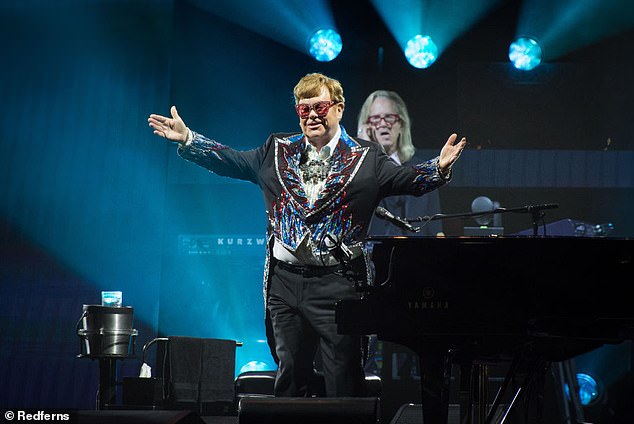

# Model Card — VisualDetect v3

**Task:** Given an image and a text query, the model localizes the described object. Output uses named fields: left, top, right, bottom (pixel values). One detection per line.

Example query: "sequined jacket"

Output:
left=177, top=125, right=449, bottom=357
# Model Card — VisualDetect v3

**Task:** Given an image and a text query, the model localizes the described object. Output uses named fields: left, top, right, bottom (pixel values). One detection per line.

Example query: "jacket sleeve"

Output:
left=374, top=146, right=450, bottom=197
left=176, top=131, right=269, bottom=184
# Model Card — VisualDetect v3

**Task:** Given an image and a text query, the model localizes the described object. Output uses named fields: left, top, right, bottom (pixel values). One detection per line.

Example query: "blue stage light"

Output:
left=404, top=35, right=438, bottom=69
left=509, top=36, right=543, bottom=71
left=308, top=29, right=342, bottom=62
left=576, top=373, right=600, bottom=405
left=239, top=360, right=272, bottom=374
left=565, top=372, right=600, bottom=406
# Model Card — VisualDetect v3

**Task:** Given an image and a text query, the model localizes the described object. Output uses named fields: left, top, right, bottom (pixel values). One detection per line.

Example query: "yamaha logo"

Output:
left=407, top=286, right=449, bottom=310
left=422, top=286, right=435, bottom=299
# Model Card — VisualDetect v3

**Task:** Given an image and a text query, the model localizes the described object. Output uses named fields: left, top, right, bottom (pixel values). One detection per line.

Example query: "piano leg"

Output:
left=474, top=363, right=489, bottom=423
left=418, top=346, right=452, bottom=423
left=458, top=363, right=473, bottom=424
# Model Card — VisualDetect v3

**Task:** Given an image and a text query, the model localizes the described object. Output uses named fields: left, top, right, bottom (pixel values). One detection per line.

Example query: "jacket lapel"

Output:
left=275, top=134, right=308, bottom=209
left=274, top=129, right=368, bottom=217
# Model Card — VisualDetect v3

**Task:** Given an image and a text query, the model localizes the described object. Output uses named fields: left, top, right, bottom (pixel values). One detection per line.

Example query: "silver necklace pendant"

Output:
left=300, top=158, right=330, bottom=184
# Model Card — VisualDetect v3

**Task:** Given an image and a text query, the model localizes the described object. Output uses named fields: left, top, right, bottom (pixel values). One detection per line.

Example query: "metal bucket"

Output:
left=77, top=304, right=138, bottom=358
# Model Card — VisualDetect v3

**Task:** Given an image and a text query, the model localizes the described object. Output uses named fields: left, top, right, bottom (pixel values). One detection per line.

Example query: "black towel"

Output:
left=167, top=336, right=236, bottom=404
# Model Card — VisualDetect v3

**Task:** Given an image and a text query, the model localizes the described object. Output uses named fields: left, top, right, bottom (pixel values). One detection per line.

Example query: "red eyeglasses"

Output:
left=295, top=101, right=337, bottom=118
left=367, top=113, right=401, bottom=127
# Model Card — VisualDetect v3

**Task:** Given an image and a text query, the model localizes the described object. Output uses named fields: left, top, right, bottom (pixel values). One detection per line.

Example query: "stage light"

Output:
left=239, top=360, right=272, bottom=374
left=514, top=0, right=634, bottom=62
left=308, top=28, right=343, bottom=62
left=189, top=0, right=338, bottom=59
left=576, top=373, right=600, bottom=405
left=565, top=372, right=601, bottom=406
left=509, top=36, right=543, bottom=71
left=404, top=35, right=438, bottom=69
left=370, top=0, right=499, bottom=69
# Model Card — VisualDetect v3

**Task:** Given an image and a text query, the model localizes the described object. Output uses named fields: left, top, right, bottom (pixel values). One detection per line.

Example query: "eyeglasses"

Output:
left=295, top=101, right=337, bottom=118
left=367, top=114, right=401, bottom=127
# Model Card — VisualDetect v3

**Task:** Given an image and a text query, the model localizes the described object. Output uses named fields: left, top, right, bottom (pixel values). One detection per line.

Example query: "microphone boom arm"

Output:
left=408, top=203, right=559, bottom=236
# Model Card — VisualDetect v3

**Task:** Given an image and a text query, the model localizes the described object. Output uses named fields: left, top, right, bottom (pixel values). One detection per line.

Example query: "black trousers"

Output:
left=267, top=262, right=366, bottom=397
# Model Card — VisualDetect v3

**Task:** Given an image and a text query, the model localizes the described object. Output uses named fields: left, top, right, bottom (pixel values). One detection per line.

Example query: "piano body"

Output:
left=336, top=236, right=634, bottom=423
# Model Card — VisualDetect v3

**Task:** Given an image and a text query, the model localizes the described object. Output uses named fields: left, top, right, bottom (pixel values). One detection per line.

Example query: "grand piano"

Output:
left=336, top=236, right=634, bottom=423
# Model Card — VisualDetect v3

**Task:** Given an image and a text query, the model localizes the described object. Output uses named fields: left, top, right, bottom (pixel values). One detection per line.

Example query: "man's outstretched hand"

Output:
left=148, top=105, right=188, bottom=143
left=439, top=133, right=467, bottom=173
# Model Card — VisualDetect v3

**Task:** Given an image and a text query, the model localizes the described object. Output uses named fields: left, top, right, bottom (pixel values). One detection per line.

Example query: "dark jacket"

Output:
left=367, top=153, right=444, bottom=237
left=177, top=125, right=448, bottom=359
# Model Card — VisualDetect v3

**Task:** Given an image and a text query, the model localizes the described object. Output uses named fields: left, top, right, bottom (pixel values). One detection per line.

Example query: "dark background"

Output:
left=1, top=0, right=633, bottom=420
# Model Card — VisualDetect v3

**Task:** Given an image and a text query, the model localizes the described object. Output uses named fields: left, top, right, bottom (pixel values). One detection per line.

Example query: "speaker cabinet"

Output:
left=234, top=371, right=276, bottom=397
left=237, top=397, right=379, bottom=424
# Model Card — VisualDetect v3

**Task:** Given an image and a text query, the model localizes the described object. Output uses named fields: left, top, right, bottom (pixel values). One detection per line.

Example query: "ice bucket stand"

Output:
left=76, top=304, right=138, bottom=410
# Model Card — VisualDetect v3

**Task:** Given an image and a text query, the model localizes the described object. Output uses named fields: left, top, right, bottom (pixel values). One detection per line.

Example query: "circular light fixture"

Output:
left=239, top=360, right=271, bottom=374
left=509, top=36, right=543, bottom=71
left=308, top=29, right=342, bottom=62
left=576, top=373, right=600, bottom=406
left=404, top=35, right=438, bottom=69
left=564, top=372, right=601, bottom=406
left=471, top=196, right=499, bottom=226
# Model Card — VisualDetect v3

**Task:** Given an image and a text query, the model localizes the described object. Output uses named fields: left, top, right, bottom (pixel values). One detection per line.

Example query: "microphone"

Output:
left=375, top=206, right=420, bottom=233
left=324, top=234, right=353, bottom=262
left=525, top=203, right=559, bottom=212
